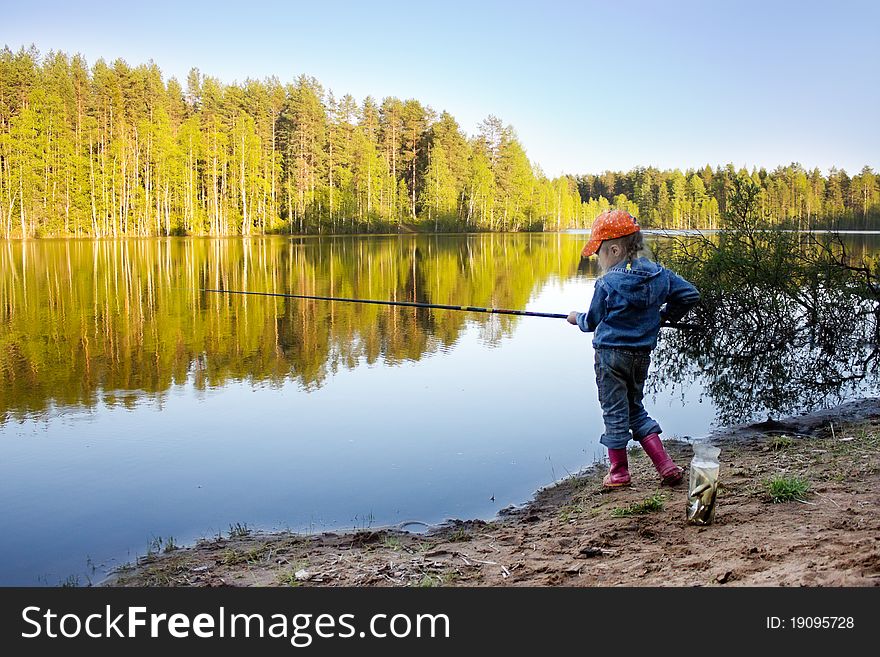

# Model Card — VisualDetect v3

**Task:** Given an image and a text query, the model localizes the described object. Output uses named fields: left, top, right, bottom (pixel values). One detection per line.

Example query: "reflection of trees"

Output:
left=653, top=295, right=880, bottom=426
left=652, top=183, right=880, bottom=425
left=0, top=235, right=581, bottom=421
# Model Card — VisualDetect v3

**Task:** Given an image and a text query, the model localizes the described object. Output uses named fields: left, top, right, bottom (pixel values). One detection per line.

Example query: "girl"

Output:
left=568, top=209, right=700, bottom=488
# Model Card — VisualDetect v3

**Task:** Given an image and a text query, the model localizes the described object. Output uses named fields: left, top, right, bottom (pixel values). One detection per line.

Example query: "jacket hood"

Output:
left=601, top=258, right=666, bottom=309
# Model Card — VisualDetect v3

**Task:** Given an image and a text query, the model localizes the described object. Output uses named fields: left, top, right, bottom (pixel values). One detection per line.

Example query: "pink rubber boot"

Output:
left=603, top=448, right=631, bottom=488
left=639, top=433, right=684, bottom=485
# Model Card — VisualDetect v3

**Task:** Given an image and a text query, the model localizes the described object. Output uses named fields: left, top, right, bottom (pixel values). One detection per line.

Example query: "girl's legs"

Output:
left=595, top=349, right=633, bottom=487
left=624, top=353, right=683, bottom=484
left=625, top=352, right=661, bottom=441
left=595, top=349, right=635, bottom=451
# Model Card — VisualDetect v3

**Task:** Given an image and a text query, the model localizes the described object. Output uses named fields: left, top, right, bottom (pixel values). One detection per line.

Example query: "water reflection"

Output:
left=2, top=232, right=877, bottom=426
left=0, top=235, right=585, bottom=422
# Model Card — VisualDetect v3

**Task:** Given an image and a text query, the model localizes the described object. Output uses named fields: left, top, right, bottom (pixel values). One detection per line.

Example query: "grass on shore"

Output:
left=766, top=475, right=811, bottom=502
left=611, top=493, right=665, bottom=517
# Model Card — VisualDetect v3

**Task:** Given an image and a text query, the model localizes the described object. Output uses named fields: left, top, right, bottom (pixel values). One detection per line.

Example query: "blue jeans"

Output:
left=594, top=348, right=662, bottom=450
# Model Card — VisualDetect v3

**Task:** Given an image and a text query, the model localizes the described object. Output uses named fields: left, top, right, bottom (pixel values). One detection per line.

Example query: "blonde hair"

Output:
left=602, top=231, right=652, bottom=262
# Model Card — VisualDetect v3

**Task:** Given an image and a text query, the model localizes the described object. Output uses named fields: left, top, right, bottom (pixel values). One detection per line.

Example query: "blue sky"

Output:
left=3, top=0, right=878, bottom=176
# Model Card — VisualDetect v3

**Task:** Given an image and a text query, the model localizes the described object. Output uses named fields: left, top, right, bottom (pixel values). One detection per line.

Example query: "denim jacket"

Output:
left=576, top=257, right=700, bottom=350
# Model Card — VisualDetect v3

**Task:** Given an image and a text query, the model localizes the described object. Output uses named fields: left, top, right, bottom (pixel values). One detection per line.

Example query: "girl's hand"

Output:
left=567, top=311, right=578, bottom=325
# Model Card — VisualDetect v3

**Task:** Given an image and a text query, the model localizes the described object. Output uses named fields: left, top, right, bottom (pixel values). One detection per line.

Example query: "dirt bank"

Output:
left=106, top=399, right=880, bottom=587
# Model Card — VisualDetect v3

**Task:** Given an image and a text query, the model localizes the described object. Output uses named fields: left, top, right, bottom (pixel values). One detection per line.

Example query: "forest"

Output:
left=1, top=46, right=878, bottom=238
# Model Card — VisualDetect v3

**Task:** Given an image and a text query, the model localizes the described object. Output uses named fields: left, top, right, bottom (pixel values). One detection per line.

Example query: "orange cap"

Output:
left=581, top=209, right=640, bottom=257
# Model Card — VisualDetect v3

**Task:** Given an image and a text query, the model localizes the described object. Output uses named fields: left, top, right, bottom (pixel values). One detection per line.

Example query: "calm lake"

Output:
left=1, top=232, right=877, bottom=585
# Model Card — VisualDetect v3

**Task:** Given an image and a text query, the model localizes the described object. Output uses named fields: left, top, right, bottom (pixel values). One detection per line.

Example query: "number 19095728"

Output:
left=767, top=617, right=854, bottom=629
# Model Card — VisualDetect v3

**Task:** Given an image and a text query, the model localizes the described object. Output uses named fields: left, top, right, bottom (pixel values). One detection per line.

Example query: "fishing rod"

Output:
left=202, top=288, right=698, bottom=329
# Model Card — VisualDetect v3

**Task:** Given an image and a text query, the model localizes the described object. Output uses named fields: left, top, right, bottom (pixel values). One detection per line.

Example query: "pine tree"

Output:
left=400, top=99, right=428, bottom=221
left=379, top=97, right=403, bottom=221
left=422, top=142, right=457, bottom=230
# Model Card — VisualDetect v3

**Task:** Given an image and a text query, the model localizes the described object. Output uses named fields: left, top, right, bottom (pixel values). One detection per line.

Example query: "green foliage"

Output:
left=766, top=475, right=810, bottom=503
left=413, top=572, right=456, bottom=587
left=277, top=571, right=303, bottom=587
left=611, top=493, right=665, bottom=517
left=769, top=435, right=795, bottom=451
left=577, top=163, right=880, bottom=230
left=650, top=174, right=880, bottom=424
left=0, top=47, right=590, bottom=237
left=382, top=535, right=403, bottom=551
left=147, top=535, right=178, bottom=555
left=447, top=528, right=471, bottom=542
left=228, top=522, right=251, bottom=538
left=416, top=575, right=438, bottom=587
left=20, top=48, right=880, bottom=233
left=9, top=47, right=873, bottom=237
